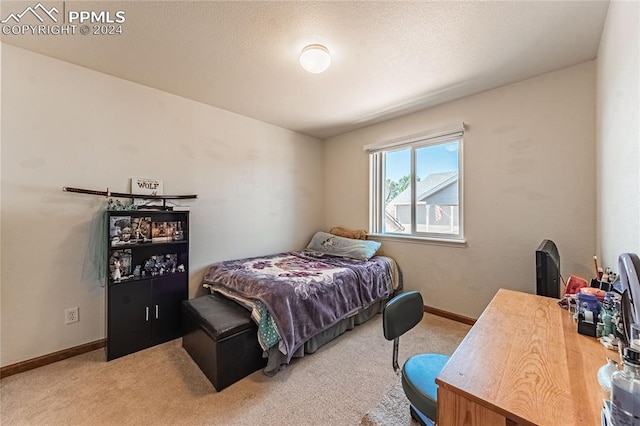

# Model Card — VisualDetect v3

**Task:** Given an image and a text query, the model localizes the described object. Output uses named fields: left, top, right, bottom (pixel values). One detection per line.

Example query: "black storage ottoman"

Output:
left=182, top=293, right=267, bottom=391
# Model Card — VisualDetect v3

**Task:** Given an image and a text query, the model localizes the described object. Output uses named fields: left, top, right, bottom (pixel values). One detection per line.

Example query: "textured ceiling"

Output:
left=1, top=1, right=610, bottom=139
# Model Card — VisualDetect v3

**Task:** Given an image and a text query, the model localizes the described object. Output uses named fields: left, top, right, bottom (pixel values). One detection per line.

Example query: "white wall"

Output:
left=0, top=42, right=3, bottom=364
left=596, top=1, right=640, bottom=268
left=0, top=45, right=324, bottom=367
left=324, top=62, right=596, bottom=319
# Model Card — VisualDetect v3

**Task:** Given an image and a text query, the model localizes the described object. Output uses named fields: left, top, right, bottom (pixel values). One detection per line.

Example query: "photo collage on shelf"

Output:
left=110, top=216, right=185, bottom=246
left=109, top=215, right=187, bottom=283
left=151, top=221, right=185, bottom=242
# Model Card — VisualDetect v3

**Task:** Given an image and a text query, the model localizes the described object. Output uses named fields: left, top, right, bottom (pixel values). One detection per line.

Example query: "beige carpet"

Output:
left=1, top=313, right=469, bottom=425
left=361, top=379, right=417, bottom=426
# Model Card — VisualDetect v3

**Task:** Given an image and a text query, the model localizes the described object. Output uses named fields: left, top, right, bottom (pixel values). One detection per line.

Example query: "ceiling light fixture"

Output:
left=299, top=44, right=331, bottom=74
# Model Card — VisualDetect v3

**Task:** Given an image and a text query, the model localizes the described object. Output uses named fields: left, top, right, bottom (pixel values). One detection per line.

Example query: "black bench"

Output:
left=182, top=293, right=267, bottom=391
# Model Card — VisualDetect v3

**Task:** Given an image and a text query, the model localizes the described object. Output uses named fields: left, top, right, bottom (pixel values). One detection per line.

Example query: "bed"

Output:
left=202, top=231, right=401, bottom=375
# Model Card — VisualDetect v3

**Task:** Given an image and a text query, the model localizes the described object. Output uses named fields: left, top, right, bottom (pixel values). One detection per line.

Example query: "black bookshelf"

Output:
left=106, top=210, right=189, bottom=360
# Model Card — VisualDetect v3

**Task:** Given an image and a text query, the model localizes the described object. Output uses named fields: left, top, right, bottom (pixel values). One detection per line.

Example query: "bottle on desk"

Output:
left=611, top=347, right=640, bottom=425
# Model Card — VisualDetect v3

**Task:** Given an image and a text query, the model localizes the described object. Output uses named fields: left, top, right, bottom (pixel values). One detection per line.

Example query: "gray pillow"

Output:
left=305, top=231, right=381, bottom=260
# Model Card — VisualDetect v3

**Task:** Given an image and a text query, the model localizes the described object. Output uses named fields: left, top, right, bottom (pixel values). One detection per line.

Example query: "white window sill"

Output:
left=368, top=233, right=467, bottom=248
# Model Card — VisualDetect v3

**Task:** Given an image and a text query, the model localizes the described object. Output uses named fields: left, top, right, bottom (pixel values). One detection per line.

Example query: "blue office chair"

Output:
left=383, top=291, right=450, bottom=426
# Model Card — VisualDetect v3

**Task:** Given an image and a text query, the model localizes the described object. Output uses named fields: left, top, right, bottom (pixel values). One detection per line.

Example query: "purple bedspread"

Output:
left=202, top=251, right=393, bottom=361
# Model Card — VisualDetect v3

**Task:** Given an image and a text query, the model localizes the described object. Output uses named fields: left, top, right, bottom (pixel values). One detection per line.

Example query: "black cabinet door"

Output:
left=151, top=275, right=188, bottom=344
left=107, top=281, right=152, bottom=360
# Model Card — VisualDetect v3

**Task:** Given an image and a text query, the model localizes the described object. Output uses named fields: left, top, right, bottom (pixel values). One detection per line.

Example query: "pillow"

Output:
left=305, top=231, right=381, bottom=260
left=329, top=226, right=368, bottom=240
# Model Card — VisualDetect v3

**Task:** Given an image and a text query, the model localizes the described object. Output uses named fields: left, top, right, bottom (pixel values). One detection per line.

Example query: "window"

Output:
left=368, top=125, right=464, bottom=241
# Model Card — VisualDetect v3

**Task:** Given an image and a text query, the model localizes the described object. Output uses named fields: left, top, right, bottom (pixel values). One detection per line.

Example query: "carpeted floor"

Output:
left=1, top=313, right=469, bottom=425
left=360, top=379, right=417, bottom=426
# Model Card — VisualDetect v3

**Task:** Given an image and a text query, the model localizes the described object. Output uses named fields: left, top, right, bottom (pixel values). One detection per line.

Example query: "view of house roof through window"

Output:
left=370, top=135, right=462, bottom=240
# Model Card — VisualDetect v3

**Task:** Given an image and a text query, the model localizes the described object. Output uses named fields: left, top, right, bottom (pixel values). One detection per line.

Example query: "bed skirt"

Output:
left=263, top=298, right=387, bottom=375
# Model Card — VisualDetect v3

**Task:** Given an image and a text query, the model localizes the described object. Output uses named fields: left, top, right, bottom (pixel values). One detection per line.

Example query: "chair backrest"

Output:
left=383, top=291, right=424, bottom=340
left=383, top=291, right=424, bottom=372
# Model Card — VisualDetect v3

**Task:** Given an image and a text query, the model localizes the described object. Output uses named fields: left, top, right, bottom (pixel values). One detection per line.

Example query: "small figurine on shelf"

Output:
left=112, top=258, right=122, bottom=282
left=165, top=254, right=177, bottom=273
left=133, top=265, right=141, bottom=278
left=601, top=291, right=619, bottom=337
left=145, top=256, right=157, bottom=276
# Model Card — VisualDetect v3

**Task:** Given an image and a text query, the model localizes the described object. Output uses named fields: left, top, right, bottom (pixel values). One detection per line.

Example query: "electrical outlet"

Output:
left=65, top=307, right=79, bottom=324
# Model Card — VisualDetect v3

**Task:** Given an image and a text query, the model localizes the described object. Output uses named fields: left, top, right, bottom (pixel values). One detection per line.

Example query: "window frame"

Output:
left=368, top=126, right=465, bottom=244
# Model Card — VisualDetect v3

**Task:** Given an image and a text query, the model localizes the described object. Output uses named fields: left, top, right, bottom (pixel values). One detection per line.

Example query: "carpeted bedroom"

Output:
left=1, top=313, right=470, bottom=425
left=1, top=1, right=637, bottom=425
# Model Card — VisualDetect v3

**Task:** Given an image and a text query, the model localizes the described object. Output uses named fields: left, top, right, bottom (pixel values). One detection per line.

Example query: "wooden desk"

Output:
left=436, top=289, right=617, bottom=426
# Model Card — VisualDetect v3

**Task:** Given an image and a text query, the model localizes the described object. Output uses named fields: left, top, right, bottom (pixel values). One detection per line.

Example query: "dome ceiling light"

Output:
left=299, top=44, right=331, bottom=74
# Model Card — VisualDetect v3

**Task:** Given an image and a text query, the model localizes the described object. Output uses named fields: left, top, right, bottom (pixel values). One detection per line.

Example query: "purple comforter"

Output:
left=202, top=251, right=393, bottom=361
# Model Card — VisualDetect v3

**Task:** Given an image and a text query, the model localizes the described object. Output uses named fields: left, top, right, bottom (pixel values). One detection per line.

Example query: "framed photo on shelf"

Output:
left=152, top=221, right=177, bottom=242
left=130, top=216, right=152, bottom=243
left=110, top=216, right=132, bottom=246
left=109, top=249, right=132, bottom=282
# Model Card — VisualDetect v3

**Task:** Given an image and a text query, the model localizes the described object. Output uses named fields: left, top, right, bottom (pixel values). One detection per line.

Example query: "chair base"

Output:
left=410, top=404, right=434, bottom=426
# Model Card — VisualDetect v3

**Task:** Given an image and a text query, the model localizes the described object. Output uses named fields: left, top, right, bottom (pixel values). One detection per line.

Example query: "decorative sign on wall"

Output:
left=130, top=177, right=163, bottom=206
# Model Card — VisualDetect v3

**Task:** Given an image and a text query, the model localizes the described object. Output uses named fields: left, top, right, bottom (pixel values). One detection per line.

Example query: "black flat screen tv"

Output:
left=536, top=239, right=561, bottom=298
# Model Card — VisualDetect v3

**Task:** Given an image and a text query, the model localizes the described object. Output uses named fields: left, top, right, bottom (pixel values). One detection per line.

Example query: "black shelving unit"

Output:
left=106, top=210, right=189, bottom=360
